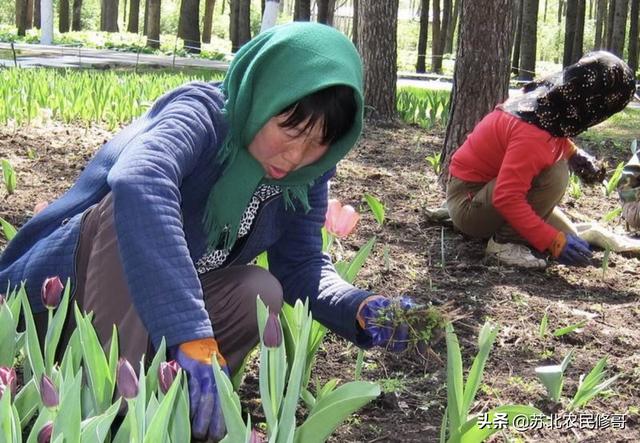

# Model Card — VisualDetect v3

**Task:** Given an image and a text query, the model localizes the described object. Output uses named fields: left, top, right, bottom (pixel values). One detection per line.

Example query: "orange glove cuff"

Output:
left=179, top=338, right=227, bottom=367
left=548, top=231, right=567, bottom=258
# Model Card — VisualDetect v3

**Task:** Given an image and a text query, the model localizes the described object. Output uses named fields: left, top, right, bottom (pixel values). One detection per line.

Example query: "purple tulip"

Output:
left=39, top=375, right=59, bottom=408
left=0, top=293, right=5, bottom=305
left=249, top=429, right=265, bottom=443
left=0, top=366, right=17, bottom=399
left=117, top=358, right=139, bottom=399
left=41, top=276, right=64, bottom=309
left=158, top=360, right=179, bottom=394
left=263, top=312, right=282, bottom=348
left=37, top=421, right=53, bottom=443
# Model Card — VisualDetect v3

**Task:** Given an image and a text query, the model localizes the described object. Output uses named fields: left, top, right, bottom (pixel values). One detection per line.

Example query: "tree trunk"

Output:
left=606, top=0, right=617, bottom=48
left=25, top=0, right=34, bottom=28
left=439, top=0, right=451, bottom=57
left=543, top=0, right=547, bottom=20
left=595, top=0, right=607, bottom=48
left=16, top=0, right=28, bottom=36
left=34, top=0, right=40, bottom=29
left=440, top=0, right=516, bottom=186
left=238, top=0, right=251, bottom=44
left=444, top=0, right=459, bottom=54
left=202, top=0, right=216, bottom=43
left=629, top=0, right=639, bottom=72
left=512, top=0, right=523, bottom=75
left=558, top=0, right=564, bottom=23
left=610, top=0, right=629, bottom=55
left=101, top=0, right=119, bottom=31
left=72, top=0, right=83, bottom=30
left=431, top=0, right=441, bottom=72
left=178, top=0, right=201, bottom=53
left=146, top=0, right=161, bottom=48
left=317, top=0, right=336, bottom=25
left=357, top=0, right=399, bottom=120
left=352, top=0, right=358, bottom=46
left=518, top=0, right=538, bottom=80
left=564, top=0, right=578, bottom=66
left=59, top=0, right=70, bottom=32
left=230, top=0, right=238, bottom=50
left=571, top=0, right=586, bottom=61
left=127, top=0, right=140, bottom=32
left=294, top=0, right=310, bottom=20
left=416, top=0, right=430, bottom=73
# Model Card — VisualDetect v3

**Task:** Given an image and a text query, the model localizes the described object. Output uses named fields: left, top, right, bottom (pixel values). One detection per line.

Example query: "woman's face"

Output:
left=248, top=113, right=329, bottom=180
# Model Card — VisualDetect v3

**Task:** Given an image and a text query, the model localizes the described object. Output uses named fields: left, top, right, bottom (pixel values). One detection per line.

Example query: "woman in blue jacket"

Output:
left=0, top=23, right=414, bottom=440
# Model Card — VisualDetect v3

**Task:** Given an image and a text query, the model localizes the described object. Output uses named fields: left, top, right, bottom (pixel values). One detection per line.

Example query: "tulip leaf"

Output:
left=461, top=322, right=499, bottom=415
left=445, top=323, right=464, bottom=437
left=25, top=407, right=54, bottom=443
left=1, top=158, right=16, bottom=195
left=0, top=382, right=14, bottom=442
left=211, top=357, right=246, bottom=442
left=452, top=405, right=543, bottom=443
left=20, top=286, right=45, bottom=384
left=364, top=193, right=385, bottom=226
left=0, top=217, right=16, bottom=242
left=145, top=393, right=161, bottom=425
left=168, top=375, right=191, bottom=443
left=341, top=236, right=377, bottom=285
left=552, top=320, right=587, bottom=337
left=44, top=278, right=72, bottom=372
left=145, top=337, right=166, bottom=400
left=108, top=325, right=119, bottom=395
left=53, top=368, right=83, bottom=443
left=570, top=357, right=620, bottom=410
left=80, top=398, right=122, bottom=443
left=0, top=301, right=17, bottom=366
left=14, top=378, right=39, bottom=429
left=295, top=381, right=380, bottom=443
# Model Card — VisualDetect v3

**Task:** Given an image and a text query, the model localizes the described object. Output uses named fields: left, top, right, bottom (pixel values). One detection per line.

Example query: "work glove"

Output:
left=549, top=232, right=592, bottom=266
left=568, top=148, right=606, bottom=184
left=357, top=296, right=417, bottom=352
left=174, top=338, right=228, bottom=441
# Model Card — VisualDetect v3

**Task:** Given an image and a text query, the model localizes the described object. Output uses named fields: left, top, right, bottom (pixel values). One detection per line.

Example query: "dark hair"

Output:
left=277, top=85, right=357, bottom=145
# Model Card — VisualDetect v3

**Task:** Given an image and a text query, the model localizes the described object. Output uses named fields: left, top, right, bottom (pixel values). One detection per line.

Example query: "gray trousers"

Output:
left=446, top=160, right=573, bottom=244
left=36, top=193, right=283, bottom=373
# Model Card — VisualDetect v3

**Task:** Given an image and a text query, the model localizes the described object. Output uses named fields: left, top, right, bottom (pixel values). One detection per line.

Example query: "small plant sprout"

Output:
left=552, top=320, right=588, bottom=337
left=538, top=311, right=549, bottom=338
left=602, top=245, right=611, bottom=280
left=363, top=193, right=385, bottom=227
left=426, top=152, right=442, bottom=175
left=569, top=357, right=621, bottom=410
left=0, top=217, right=17, bottom=242
left=1, top=159, right=16, bottom=195
left=535, top=350, right=575, bottom=402
left=604, top=161, right=625, bottom=196
left=601, top=207, right=622, bottom=223
left=568, top=173, right=582, bottom=199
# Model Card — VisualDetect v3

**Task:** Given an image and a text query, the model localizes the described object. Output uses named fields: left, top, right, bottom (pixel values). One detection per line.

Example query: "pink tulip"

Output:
left=41, top=276, right=64, bottom=309
left=324, top=199, right=360, bottom=238
left=34, top=201, right=49, bottom=215
left=0, top=366, right=17, bottom=400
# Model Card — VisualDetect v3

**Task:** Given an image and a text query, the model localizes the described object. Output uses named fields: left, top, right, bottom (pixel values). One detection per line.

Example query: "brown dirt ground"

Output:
left=1, top=119, right=639, bottom=443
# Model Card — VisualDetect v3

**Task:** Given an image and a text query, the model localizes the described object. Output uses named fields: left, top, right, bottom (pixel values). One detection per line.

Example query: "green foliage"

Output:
left=568, top=173, right=582, bottom=199
left=426, top=152, right=442, bottom=175
left=363, top=193, right=385, bottom=227
left=569, top=357, right=620, bottom=410
left=1, top=158, right=16, bottom=195
left=397, top=87, right=450, bottom=129
left=0, top=217, right=17, bottom=241
left=604, top=162, right=625, bottom=197
left=552, top=320, right=587, bottom=337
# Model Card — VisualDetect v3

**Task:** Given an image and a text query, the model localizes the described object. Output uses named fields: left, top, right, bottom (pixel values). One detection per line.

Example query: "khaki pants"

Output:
left=446, top=160, right=573, bottom=244
left=36, top=193, right=283, bottom=373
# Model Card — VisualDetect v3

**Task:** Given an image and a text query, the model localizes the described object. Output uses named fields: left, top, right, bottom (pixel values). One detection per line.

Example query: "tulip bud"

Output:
left=39, top=375, right=59, bottom=408
left=0, top=366, right=17, bottom=399
left=37, top=421, right=53, bottom=443
left=249, top=429, right=265, bottom=443
left=41, top=276, right=64, bottom=309
left=158, top=360, right=179, bottom=394
left=0, top=293, right=4, bottom=305
left=117, top=358, right=139, bottom=399
left=324, top=199, right=359, bottom=238
left=263, top=312, right=282, bottom=348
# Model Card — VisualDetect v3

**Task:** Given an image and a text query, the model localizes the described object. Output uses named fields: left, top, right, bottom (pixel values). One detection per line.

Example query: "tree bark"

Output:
left=439, top=0, right=451, bottom=56
left=595, top=0, right=607, bottom=48
left=146, top=0, right=161, bottom=48
left=16, top=0, right=28, bottom=36
left=610, top=0, right=629, bottom=55
left=416, top=0, right=430, bottom=73
left=440, top=0, right=515, bottom=186
left=571, top=0, right=586, bottom=62
left=512, top=0, right=523, bottom=75
left=25, top=0, right=34, bottom=28
left=444, top=0, right=459, bottom=54
left=202, top=0, right=216, bottom=43
left=59, top=0, right=70, bottom=32
left=178, top=0, right=201, bottom=53
left=101, top=0, right=119, bottom=31
left=352, top=0, right=358, bottom=46
left=72, top=0, right=83, bottom=30
left=431, top=0, right=442, bottom=72
left=34, top=0, right=41, bottom=29
left=238, top=0, right=251, bottom=43
left=294, top=0, right=310, bottom=20
left=357, top=0, right=399, bottom=120
left=519, top=0, right=538, bottom=80
left=629, top=0, right=639, bottom=72
left=127, top=0, right=140, bottom=32
left=606, top=0, right=617, bottom=48
left=564, top=0, right=578, bottom=66
left=230, top=0, right=251, bottom=52
left=317, top=0, right=336, bottom=25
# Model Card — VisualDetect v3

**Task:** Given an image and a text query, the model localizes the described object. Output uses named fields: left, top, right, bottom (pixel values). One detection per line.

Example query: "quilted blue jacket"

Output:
left=0, top=82, right=372, bottom=349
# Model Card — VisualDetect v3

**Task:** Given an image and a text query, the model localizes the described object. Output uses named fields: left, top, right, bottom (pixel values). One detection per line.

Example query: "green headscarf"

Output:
left=203, top=22, right=364, bottom=250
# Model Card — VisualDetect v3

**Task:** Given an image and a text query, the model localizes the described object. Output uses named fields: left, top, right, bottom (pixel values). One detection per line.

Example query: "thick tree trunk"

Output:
left=25, top=0, right=34, bottom=28
left=72, top=0, right=83, bottom=30
left=357, top=0, right=399, bottom=120
left=317, top=0, right=336, bottom=25
left=34, top=0, right=40, bottom=29
left=59, top=0, right=70, bottom=32
left=518, top=0, right=538, bottom=80
left=512, top=0, right=523, bottom=75
left=606, top=0, right=617, bottom=48
left=178, top=0, right=201, bottom=53
left=629, top=0, right=639, bottom=72
left=101, top=0, right=119, bottom=31
left=572, top=0, right=586, bottom=62
left=440, top=0, right=515, bottom=186
left=610, top=0, right=629, bottom=55
left=127, top=0, right=140, bottom=32
left=238, top=0, right=251, bottom=43
left=146, top=0, right=160, bottom=48
left=439, top=0, right=451, bottom=56
left=294, top=0, right=310, bottom=20
left=444, top=0, right=459, bottom=54
left=558, top=0, right=564, bottom=23
left=352, top=0, right=358, bottom=46
left=595, top=0, right=607, bottom=48
left=431, top=0, right=441, bottom=72
left=16, top=0, right=28, bottom=36
left=416, top=0, right=430, bottom=73
left=202, top=0, right=216, bottom=43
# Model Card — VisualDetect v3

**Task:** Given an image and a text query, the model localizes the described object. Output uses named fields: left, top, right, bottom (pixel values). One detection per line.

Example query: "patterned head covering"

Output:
left=501, top=51, right=637, bottom=137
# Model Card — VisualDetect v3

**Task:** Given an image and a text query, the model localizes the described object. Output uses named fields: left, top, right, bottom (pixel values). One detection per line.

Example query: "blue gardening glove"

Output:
left=357, top=296, right=417, bottom=352
left=549, top=232, right=592, bottom=266
left=174, top=338, right=228, bottom=441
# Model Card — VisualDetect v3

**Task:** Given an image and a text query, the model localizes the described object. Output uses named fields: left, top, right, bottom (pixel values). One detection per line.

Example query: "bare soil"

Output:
left=1, top=119, right=638, bottom=443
